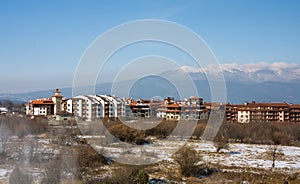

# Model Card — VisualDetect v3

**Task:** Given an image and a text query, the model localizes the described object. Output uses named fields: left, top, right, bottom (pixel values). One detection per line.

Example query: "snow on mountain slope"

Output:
left=179, top=62, right=300, bottom=82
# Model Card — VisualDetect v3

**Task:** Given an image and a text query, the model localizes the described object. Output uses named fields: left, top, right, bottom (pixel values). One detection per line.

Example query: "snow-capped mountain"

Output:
left=179, top=62, right=300, bottom=82
left=2, top=62, right=300, bottom=104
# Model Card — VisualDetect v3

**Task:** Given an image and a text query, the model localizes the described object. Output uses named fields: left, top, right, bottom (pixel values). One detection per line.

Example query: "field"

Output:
left=0, top=116, right=299, bottom=183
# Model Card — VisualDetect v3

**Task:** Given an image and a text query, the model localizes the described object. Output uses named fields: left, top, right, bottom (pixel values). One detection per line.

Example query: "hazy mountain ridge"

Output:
left=2, top=62, right=300, bottom=104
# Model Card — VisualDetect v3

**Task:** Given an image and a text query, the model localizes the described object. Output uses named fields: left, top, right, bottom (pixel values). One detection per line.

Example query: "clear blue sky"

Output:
left=0, top=0, right=299, bottom=93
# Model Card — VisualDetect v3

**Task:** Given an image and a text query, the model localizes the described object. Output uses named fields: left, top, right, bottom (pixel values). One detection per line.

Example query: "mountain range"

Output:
left=1, top=62, right=300, bottom=104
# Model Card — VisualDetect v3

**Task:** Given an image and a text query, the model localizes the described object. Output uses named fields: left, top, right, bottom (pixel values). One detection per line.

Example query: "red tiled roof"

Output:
left=289, top=104, right=300, bottom=109
left=129, top=100, right=150, bottom=107
left=31, top=98, right=54, bottom=105
left=165, top=104, right=180, bottom=108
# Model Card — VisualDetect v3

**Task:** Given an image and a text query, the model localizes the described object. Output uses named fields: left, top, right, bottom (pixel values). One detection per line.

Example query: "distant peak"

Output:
left=175, top=62, right=300, bottom=82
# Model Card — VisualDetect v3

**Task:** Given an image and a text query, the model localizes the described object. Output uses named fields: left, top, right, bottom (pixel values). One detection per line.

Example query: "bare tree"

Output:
left=269, top=145, right=283, bottom=168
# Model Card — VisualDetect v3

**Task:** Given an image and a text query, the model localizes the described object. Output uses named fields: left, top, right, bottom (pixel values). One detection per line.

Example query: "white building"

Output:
left=26, top=89, right=63, bottom=116
left=62, top=98, right=73, bottom=114
left=0, top=107, right=8, bottom=115
left=237, top=110, right=250, bottom=123
left=71, top=95, right=125, bottom=121
left=26, top=98, right=55, bottom=116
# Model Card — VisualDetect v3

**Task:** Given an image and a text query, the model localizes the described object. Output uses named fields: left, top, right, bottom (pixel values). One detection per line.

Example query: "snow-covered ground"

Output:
left=0, top=136, right=299, bottom=183
left=190, top=141, right=300, bottom=172
left=0, top=167, right=13, bottom=184
left=83, top=135, right=300, bottom=173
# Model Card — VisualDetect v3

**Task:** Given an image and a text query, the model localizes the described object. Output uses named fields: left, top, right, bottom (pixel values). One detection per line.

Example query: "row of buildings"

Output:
left=26, top=89, right=300, bottom=123
left=225, top=102, right=300, bottom=123
left=25, top=89, right=208, bottom=121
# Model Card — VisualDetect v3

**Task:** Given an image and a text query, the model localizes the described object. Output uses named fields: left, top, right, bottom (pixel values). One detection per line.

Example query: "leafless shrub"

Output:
left=76, top=145, right=107, bottom=174
left=108, top=123, right=146, bottom=144
left=0, top=116, right=47, bottom=138
left=268, top=145, right=283, bottom=168
left=220, top=121, right=300, bottom=146
left=213, top=139, right=229, bottom=153
left=173, top=146, right=201, bottom=177
left=144, top=120, right=177, bottom=138
left=89, top=165, right=148, bottom=184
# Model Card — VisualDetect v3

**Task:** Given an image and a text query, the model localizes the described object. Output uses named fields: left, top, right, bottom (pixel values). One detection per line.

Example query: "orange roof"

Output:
left=253, top=102, right=288, bottom=107
left=31, top=98, right=54, bottom=105
left=129, top=101, right=138, bottom=106
left=165, top=104, right=181, bottom=108
left=129, top=100, right=150, bottom=107
left=289, top=104, right=300, bottom=109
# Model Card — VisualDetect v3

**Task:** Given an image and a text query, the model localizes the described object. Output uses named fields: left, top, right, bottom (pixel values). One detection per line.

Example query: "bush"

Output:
left=97, top=166, right=149, bottom=184
left=76, top=145, right=107, bottom=172
left=108, top=123, right=146, bottom=144
left=213, top=138, right=229, bottom=153
left=174, top=146, right=201, bottom=177
left=0, top=116, right=48, bottom=137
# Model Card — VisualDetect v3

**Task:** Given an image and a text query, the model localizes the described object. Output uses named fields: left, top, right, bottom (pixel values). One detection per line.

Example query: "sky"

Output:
left=0, top=0, right=300, bottom=93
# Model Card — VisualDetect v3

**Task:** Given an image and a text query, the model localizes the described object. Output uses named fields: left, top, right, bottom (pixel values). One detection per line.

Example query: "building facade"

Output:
left=156, top=96, right=208, bottom=121
left=26, top=89, right=300, bottom=123
left=225, top=102, right=300, bottom=123
left=26, top=89, right=63, bottom=116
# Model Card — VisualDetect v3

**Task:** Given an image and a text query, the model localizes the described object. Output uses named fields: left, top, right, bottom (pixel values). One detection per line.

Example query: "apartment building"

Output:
left=179, top=96, right=207, bottom=120
left=26, top=89, right=300, bottom=123
left=71, top=95, right=125, bottom=121
left=226, top=102, right=300, bottom=123
left=129, top=99, right=151, bottom=118
left=61, top=98, right=73, bottom=114
left=157, top=97, right=180, bottom=120
left=289, top=104, right=300, bottom=122
left=26, top=89, right=62, bottom=116
left=156, top=96, right=208, bottom=121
